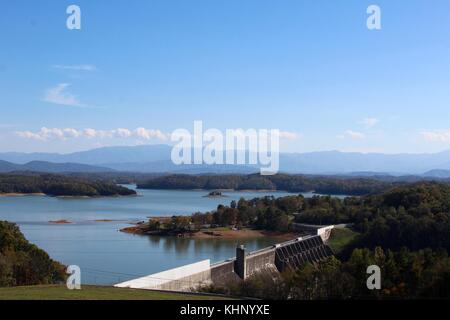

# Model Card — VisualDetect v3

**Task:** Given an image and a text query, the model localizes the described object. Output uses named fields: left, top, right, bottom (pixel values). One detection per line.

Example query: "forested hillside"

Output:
left=136, top=182, right=450, bottom=253
left=203, top=182, right=450, bottom=299
left=0, top=221, right=66, bottom=286
left=138, top=174, right=394, bottom=196
left=0, top=174, right=136, bottom=197
left=295, top=182, right=450, bottom=253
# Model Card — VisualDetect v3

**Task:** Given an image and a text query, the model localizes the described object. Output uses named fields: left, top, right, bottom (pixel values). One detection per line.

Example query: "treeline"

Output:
left=153, top=182, right=450, bottom=245
left=137, top=174, right=394, bottom=196
left=140, top=195, right=305, bottom=234
left=204, top=247, right=450, bottom=299
left=205, top=181, right=450, bottom=253
left=64, top=172, right=162, bottom=185
left=0, top=221, right=66, bottom=287
left=0, top=174, right=136, bottom=196
left=295, top=182, right=450, bottom=254
left=201, top=182, right=450, bottom=299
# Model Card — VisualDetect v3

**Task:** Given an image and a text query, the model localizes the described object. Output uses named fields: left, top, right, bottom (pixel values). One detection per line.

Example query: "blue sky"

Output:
left=1, top=0, right=450, bottom=154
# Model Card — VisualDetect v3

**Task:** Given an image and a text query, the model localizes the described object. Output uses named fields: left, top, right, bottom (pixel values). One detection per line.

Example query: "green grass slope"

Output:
left=0, top=285, right=233, bottom=300
left=327, top=228, right=360, bottom=254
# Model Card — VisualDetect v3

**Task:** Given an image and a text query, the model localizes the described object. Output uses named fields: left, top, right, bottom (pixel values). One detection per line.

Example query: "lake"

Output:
left=0, top=186, right=334, bottom=285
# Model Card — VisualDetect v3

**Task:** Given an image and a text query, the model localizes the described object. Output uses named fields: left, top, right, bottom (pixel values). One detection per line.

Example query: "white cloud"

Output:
left=359, top=117, right=379, bottom=129
left=82, top=129, right=115, bottom=139
left=16, top=131, right=45, bottom=141
left=116, top=128, right=132, bottom=138
left=421, top=130, right=450, bottom=142
left=345, top=130, right=366, bottom=140
left=134, top=127, right=168, bottom=140
left=15, top=127, right=169, bottom=141
left=16, top=127, right=78, bottom=141
left=53, top=64, right=96, bottom=71
left=278, top=131, right=301, bottom=140
left=63, top=128, right=82, bottom=138
left=44, top=83, right=82, bottom=107
left=83, top=128, right=98, bottom=138
left=43, top=83, right=103, bottom=108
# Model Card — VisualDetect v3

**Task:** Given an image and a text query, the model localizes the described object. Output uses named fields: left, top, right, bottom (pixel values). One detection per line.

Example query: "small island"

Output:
left=49, top=219, right=73, bottom=224
left=203, top=190, right=227, bottom=198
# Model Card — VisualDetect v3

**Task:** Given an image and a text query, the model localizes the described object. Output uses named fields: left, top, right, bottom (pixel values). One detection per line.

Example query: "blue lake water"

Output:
left=0, top=186, right=328, bottom=285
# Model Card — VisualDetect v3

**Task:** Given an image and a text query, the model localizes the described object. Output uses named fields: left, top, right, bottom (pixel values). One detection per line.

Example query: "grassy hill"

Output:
left=327, top=228, right=360, bottom=254
left=0, top=285, right=232, bottom=300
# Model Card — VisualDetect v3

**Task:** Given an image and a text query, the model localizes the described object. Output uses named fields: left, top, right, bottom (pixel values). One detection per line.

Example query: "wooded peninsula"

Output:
left=137, top=173, right=397, bottom=195
left=0, top=174, right=136, bottom=197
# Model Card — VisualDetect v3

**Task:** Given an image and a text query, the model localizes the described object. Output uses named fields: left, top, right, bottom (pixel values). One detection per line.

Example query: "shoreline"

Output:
left=138, top=188, right=284, bottom=193
left=136, top=188, right=335, bottom=195
left=0, top=193, right=137, bottom=198
left=49, top=219, right=73, bottom=225
left=0, top=193, right=46, bottom=197
left=120, top=225, right=299, bottom=240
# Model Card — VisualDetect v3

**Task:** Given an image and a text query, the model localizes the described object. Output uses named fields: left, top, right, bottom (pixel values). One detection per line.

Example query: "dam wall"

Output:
left=115, top=233, right=334, bottom=292
left=292, top=223, right=334, bottom=242
left=244, top=247, right=277, bottom=278
left=114, top=259, right=211, bottom=291
left=210, top=259, right=240, bottom=286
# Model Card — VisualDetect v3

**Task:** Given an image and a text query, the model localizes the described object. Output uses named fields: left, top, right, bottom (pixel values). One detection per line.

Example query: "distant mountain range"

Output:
left=2, top=144, right=450, bottom=175
left=0, top=145, right=171, bottom=165
left=0, top=160, right=113, bottom=173
left=421, top=169, right=450, bottom=179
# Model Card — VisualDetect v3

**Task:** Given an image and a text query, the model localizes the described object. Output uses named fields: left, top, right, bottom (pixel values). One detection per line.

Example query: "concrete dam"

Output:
left=115, top=227, right=334, bottom=292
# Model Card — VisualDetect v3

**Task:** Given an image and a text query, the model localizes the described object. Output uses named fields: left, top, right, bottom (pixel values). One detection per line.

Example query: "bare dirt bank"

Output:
left=120, top=225, right=299, bottom=240
left=0, top=193, right=46, bottom=197
left=49, top=220, right=73, bottom=224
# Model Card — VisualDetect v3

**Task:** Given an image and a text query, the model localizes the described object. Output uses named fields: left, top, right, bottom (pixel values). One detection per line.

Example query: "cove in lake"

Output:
left=0, top=186, right=345, bottom=285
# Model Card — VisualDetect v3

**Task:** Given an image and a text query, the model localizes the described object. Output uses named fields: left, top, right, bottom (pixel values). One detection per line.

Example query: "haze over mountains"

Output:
left=0, top=160, right=113, bottom=173
left=0, top=160, right=114, bottom=173
left=1, top=144, right=450, bottom=176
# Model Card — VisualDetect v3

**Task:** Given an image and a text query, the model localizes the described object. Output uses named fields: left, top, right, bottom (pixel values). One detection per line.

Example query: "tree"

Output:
left=0, top=221, right=66, bottom=287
